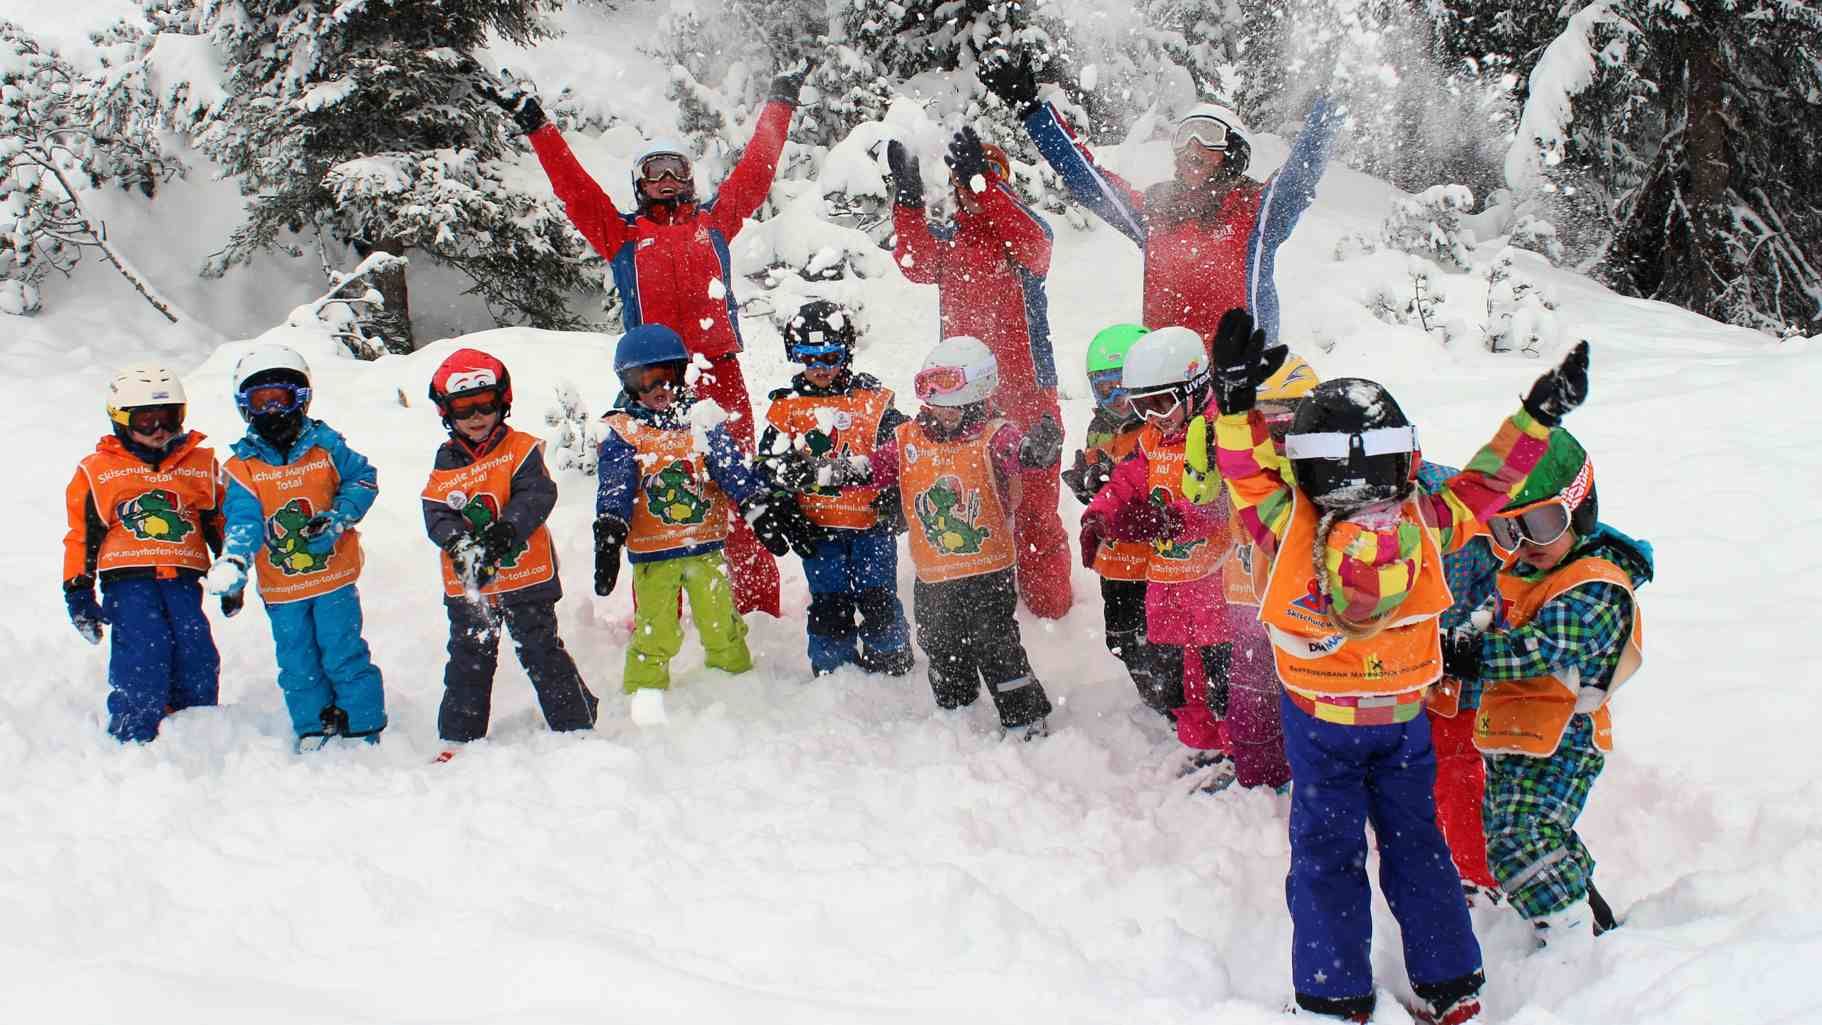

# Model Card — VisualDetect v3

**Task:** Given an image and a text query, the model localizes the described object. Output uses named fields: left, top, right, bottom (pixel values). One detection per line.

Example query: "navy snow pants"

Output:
left=101, top=574, right=220, bottom=743
left=802, top=529, right=910, bottom=676
left=1280, top=694, right=1483, bottom=1020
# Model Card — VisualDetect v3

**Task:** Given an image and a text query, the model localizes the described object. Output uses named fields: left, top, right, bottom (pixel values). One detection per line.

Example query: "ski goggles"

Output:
left=1088, top=369, right=1127, bottom=410
left=1283, top=425, right=1419, bottom=462
left=637, top=153, right=691, bottom=183
left=241, top=382, right=310, bottom=416
left=1172, top=115, right=1235, bottom=153
left=126, top=404, right=183, bottom=435
left=446, top=389, right=503, bottom=419
left=623, top=364, right=683, bottom=395
left=798, top=350, right=850, bottom=369
left=913, top=364, right=982, bottom=402
left=1129, top=388, right=1183, bottom=422
left=1487, top=499, right=1573, bottom=551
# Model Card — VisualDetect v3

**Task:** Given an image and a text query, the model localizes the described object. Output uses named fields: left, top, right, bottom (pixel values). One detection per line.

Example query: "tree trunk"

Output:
left=1680, top=29, right=1732, bottom=316
left=354, top=237, right=414, bottom=352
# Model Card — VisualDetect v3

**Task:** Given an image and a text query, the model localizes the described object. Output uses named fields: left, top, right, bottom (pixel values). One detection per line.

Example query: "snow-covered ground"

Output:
left=6, top=3, right=1822, bottom=1023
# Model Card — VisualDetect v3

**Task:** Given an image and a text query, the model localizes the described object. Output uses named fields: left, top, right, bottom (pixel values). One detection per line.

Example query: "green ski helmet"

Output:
left=1086, top=323, right=1149, bottom=412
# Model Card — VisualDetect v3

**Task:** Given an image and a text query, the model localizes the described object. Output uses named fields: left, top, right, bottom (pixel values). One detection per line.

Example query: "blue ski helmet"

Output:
left=614, top=324, right=689, bottom=374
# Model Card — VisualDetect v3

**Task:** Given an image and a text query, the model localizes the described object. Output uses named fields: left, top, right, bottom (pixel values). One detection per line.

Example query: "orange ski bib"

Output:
left=897, top=419, right=1016, bottom=584
left=765, top=387, right=893, bottom=530
left=224, top=447, right=363, bottom=604
left=423, top=430, right=559, bottom=599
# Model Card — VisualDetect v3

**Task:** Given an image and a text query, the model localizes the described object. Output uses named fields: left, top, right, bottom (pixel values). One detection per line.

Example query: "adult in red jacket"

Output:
left=485, top=67, right=813, bottom=618
left=886, top=128, right=1071, bottom=619
left=982, top=56, right=1339, bottom=349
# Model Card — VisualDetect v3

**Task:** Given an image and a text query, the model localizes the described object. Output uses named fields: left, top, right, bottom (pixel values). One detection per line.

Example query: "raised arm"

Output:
left=1246, top=96, right=1344, bottom=344
left=1021, top=103, right=1149, bottom=247
left=702, top=100, right=795, bottom=237
left=528, top=124, right=632, bottom=260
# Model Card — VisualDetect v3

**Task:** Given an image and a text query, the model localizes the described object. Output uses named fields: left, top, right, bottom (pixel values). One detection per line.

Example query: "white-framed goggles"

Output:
left=1173, top=115, right=1234, bottom=152
left=1284, top=425, right=1420, bottom=461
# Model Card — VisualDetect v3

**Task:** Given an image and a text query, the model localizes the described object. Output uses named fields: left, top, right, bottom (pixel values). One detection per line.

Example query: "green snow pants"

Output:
left=624, top=551, right=753, bottom=692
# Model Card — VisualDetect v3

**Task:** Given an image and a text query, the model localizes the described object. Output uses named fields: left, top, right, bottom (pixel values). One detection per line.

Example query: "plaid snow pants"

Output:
left=1483, top=714, right=1605, bottom=919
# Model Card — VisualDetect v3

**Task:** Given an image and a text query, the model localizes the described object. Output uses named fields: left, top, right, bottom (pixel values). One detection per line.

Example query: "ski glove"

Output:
left=64, top=577, right=106, bottom=645
left=593, top=516, right=628, bottom=597
left=444, top=532, right=494, bottom=588
left=768, top=59, right=815, bottom=104
left=978, top=49, right=1039, bottom=116
left=872, top=487, right=907, bottom=535
left=745, top=493, right=824, bottom=559
left=299, top=514, right=343, bottom=545
left=1018, top=414, right=1065, bottom=469
left=477, top=519, right=519, bottom=567
left=204, top=556, right=248, bottom=598
left=477, top=75, right=547, bottom=135
left=1110, top=497, right=1182, bottom=542
left=1441, top=624, right=1482, bottom=682
left=885, top=140, right=925, bottom=208
left=1061, top=448, right=1115, bottom=506
left=945, top=127, right=991, bottom=194
left=1211, top=307, right=1288, bottom=415
left=1522, top=340, right=1590, bottom=427
left=1078, top=514, right=1107, bottom=570
left=220, top=590, right=245, bottom=619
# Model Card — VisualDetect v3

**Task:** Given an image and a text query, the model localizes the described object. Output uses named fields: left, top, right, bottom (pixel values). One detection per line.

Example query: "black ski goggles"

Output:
left=127, top=404, right=183, bottom=434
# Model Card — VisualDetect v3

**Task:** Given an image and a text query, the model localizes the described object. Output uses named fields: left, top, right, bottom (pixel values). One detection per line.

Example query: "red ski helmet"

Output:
left=429, top=348, right=513, bottom=418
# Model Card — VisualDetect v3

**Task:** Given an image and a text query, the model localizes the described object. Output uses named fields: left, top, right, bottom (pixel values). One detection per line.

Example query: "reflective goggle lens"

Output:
left=638, top=153, right=691, bottom=183
left=799, top=350, right=850, bottom=369
left=914, top=365, right=969, bottom=401
left=1257, top=401, right=1298, bottom=439
left=1089, top=370, right=1126, bottom=409
left=128, top=405, right=183, bottom=434
left=1131, top=390, right=1182, bottom=421
left=244, top=384, right=306, bottom=415
left=1173, top=116, right=1231, bottom=152
left=625, top=365, right=682, bottom=394
left=447, top=390, right=503, bottom=419
left=1487, top=500, right=1572, bottom=551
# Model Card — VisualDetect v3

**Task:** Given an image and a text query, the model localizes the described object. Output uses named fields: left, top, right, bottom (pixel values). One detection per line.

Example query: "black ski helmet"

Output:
left=781, top=299, right=857, bottom=363
left=1286, top=378, right=1419, bottom=509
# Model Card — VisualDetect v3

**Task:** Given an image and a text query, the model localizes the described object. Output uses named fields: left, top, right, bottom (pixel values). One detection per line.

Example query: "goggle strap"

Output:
left=1284, top=426, right=1419, bottom=461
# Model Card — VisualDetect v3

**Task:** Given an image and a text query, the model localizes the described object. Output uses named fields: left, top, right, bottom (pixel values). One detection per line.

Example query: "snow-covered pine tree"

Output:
left=0, top=21, right=179, bottom=319
left=198, top=0, right=599, bottom=351
left=1513, top=0, right=1822, bottom=335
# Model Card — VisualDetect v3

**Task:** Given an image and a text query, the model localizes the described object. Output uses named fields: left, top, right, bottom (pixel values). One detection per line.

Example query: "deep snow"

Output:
left=5, top=2, right=1822, bottom=1023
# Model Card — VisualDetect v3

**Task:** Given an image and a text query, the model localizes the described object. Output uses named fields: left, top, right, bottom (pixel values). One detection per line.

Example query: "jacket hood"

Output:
left=1578, top=523, right=1655, bottom=588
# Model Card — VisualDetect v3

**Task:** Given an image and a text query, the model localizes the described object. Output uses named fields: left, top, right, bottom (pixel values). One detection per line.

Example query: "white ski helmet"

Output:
left=106, top=364, right=186, bottom=429
left=232, top=345, right=313, bottom=422
left=631, top=138, right=696, bottom=205
left=1120, top=325, right=1209, bottom=396
left=915, top=335, right=999, bottom=407
left=1173, top=102, right=1250, bottom=176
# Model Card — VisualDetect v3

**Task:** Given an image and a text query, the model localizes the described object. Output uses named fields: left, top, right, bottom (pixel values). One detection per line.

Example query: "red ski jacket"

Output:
left=892, top=181, right=1058, bottom=395
left=528, top=101, right=794, bottom=359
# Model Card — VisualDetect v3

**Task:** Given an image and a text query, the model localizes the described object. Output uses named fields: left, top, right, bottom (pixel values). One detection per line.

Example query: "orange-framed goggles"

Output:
left=1488, top=497, right=1573, bottom=551
left=446, top=389, right=503, bottom=420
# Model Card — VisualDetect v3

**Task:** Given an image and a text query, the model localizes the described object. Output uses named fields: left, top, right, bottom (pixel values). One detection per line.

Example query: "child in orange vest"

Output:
left=422, top=349, right=598, bottom=750
left=1442, top=429, right=1647, bottom=946
left=63, top=365, right=227, bottom=743
left=1209, top=305, right=1590, bottom=1025
left=592, top=325, right=820, bottom=723
left=757, top=301, right=912, bottom=677
left=1062, top=324, right=1174, bottom=714
left=867, top=336, right=1059, bottom=737
left=207, top=345, right=387, bottom=750
left=1080, top=325, right=1236, bottom=774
